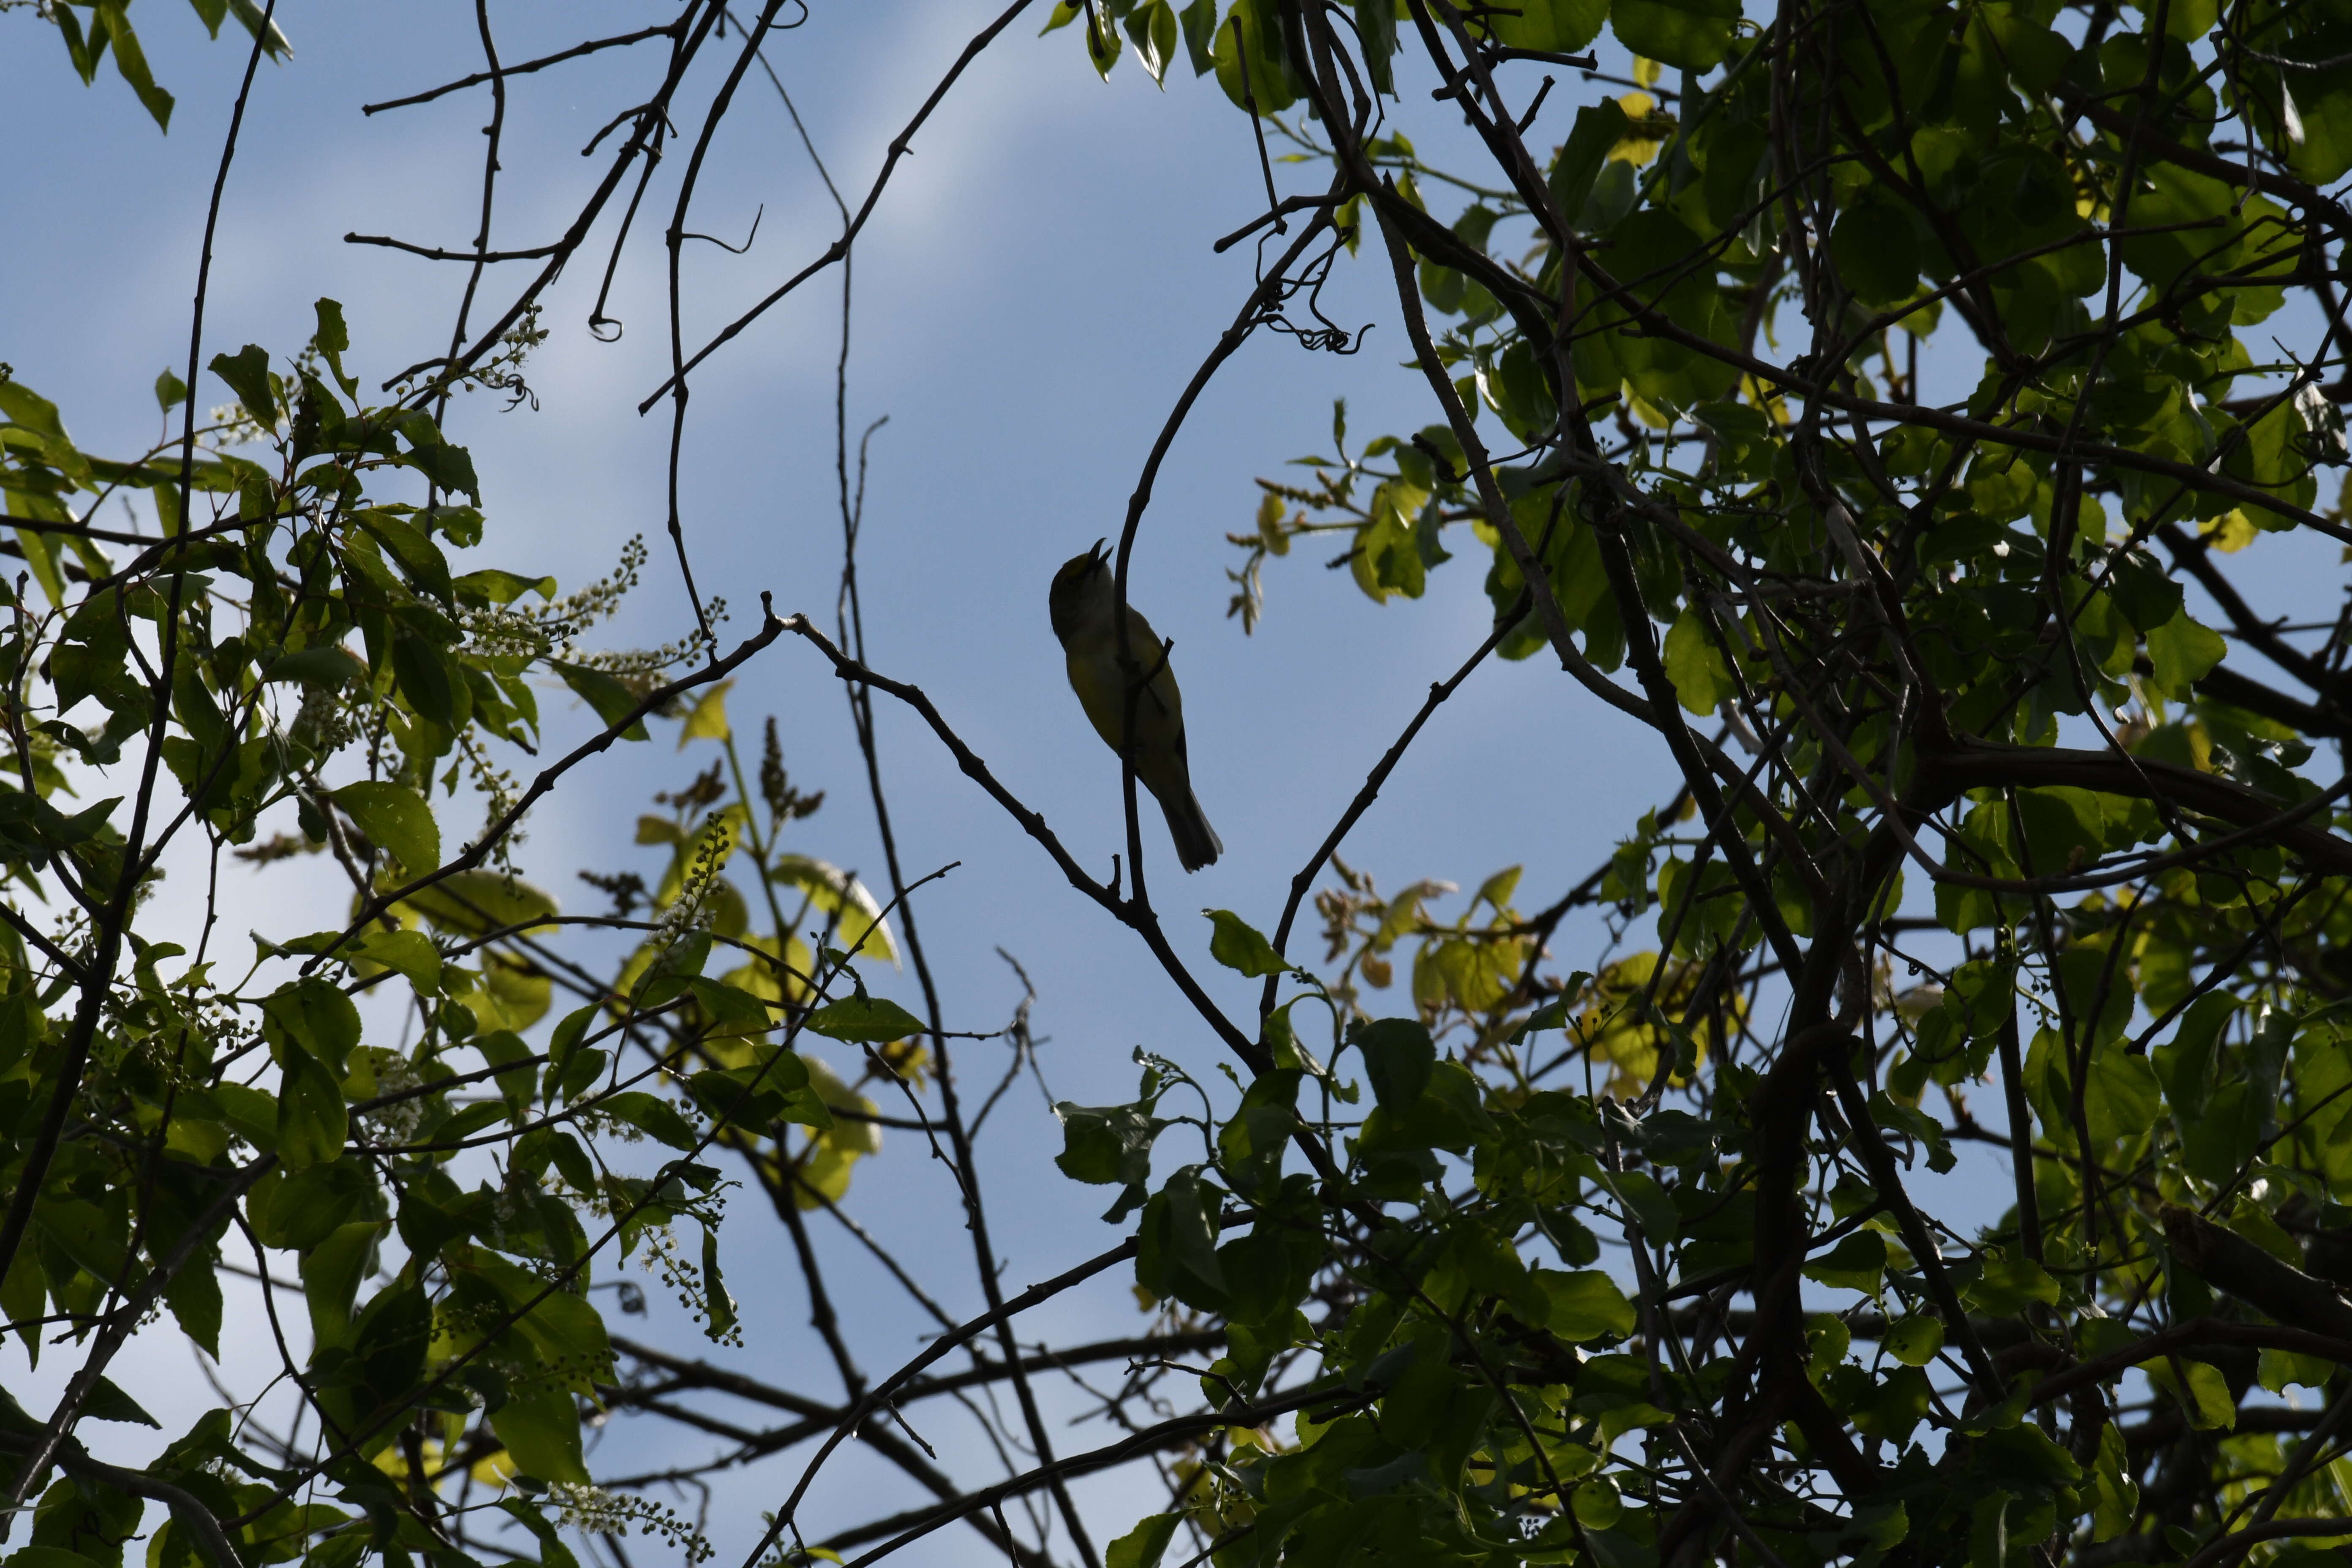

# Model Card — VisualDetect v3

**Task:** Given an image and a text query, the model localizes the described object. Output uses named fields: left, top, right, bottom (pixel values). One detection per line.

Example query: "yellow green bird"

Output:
left=1048, top=540, right=1222, bottom=872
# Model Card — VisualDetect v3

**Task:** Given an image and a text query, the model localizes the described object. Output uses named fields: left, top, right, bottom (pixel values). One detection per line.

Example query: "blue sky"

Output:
left=7, top=3, right=2342, bottom=1560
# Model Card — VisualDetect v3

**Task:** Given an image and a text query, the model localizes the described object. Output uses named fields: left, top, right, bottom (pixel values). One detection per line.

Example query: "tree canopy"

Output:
left=8, top=3, right=2352, bottom=1568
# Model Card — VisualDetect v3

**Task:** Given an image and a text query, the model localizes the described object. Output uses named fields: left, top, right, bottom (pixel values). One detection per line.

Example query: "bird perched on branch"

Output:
left=1048, top=540, right=1222, bottom=872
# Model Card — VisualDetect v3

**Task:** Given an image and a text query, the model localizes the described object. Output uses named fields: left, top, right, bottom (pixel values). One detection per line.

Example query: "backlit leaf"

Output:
left=333, top=780, right=440, bottom=876
left=805, top=994, right=926, bottom=1045
left=1206, top=908, right=1288, bottom=978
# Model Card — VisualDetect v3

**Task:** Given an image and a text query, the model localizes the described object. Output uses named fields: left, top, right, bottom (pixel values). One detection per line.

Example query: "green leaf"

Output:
left=1161, top=1167, right=1227, bottom=1293
left=332, top=781, right=440, bottom=876
left=355, top=511, right=453, bottom=604
left=684, top=975, right=770, bottom=1035
left=1873, top=1090, right=1957, bottom=1173
left=475, top=1029, right=539, bottom=1120
left=13, top=528, right=65, bottom=610
left=299, top=1221, right=381, bottom=1348
left=246, top=1159, right=372, bottom=1250
left=275, top=1043, right=348, bottom=1172
left=1969, top=1490, right=2014, bottom=1568
left=1492, top=0, right=1610, bottom=53
left=1056, top=1101, right=1167, bottom=1186
left=1211, top=0, right=1296, bottom=113
left=1179, top=0, right=1219, bottom=74
left=2091, top=1422, right=2139, bottom=1541
left=2144, top=1356, right=2236, bottom=1430
left=96, top=2, right=174, bottom=130
left=2227, top=1196, right=2304, bottom=1266
left=2085, top=1043, right=2161, bottom=1146
left=53, top=0, right=99, bottom=80
left=396, top=1185, right=486, bottom=1260
left=1356, top=1017, right=1435, bottom=1110
left=263, top=977, right=362, bottom=1077
left=225, top=0, right=293, bottom=57
left=2107, top=548, right=2183, bottom=632
left=463, top=956, right=550, bottom=1034
left=390, top=631, right=462, bottom=729
left=163, top=1256, right=221, bottom=1360
left=549, top=660, right=650, bottom=740
left=1830, top=193, right=1922, bottom=305
left=1537, top=1267, right=1636, bottom=1341
left=546, top=1004, right=604, bottom=1105
left=2183, top=1080, right=2265, bottom=1184
left=153, top=367, right=187, bottom=413
left=1850, top=1501, right=1912, bottom=1554
left=397, top=870, right=558, bottom=937
left=211, top=1081, right=278, bottom=1153
left=1885, top=1315, right=1945, bottom=1367
left=688, top=1051, right=817, bottom=1130
left=0, top=1255, right=42, bottom=1364
left=1610, top=0, right=1738, bottom=70
left=1205, top=909, right=1288, bottom=978
left=0, top=377, right=65, bottom=437
left=1597, top=1399, right=1674, bottom=1447
left=1603, top=1168, right=1680, bottom=1241
left=1803, top=1229, right=1888, bottom=1293
left=353, top=928, right=442, bottom=994
left=598, top=1091, right=700, bottom=1152
left=1352, top=0, right=1396, bottom=92
left=1085, top=0, right=1127, bottom=76
left=2258, top=1345, right=2336, bottom=1394
left=313, top=297, right=356, bottom=395
left=1573, top=1478, right=1625, bottom=1529
left=1107, top=1515, right=1183, bottom=1568
left=497, top=1502, right=580, bottom=1568
left=1125, top=0, right=1179, bottom=84
left=488, top=1386, right=588, bottom=1484
left=2146, top=612, right=2227, bottom=699
left=1662, top=608, right=1737, bottom=713
left=392, top=411, right=480, bottom=500
left=453, top=568, right=556, bottom=606
left=2154, top=993, right=2236, bottom=1117
left=1552, top=101, right=1628, bottom=228
left=207, top=345, right=277, bottom=425
left=1965, top=1252, right=2060, bottom=1315
left=261, top=644, right=368, bottom=688
left=678, top=678, right=732, bottom=747
left=769, top=856, right=897, bottom=966
left=5, top=1548, right=109, bottom=1568
left=804, top=994, right=925, bottom=1044
left=33, top=1199, right=128, bottom=1292
left=80, top=1377, right=159, bottom=1428
left=697, top=1222, right=738, bottom=1342
left=1352, top=482, right=1430, bottom=599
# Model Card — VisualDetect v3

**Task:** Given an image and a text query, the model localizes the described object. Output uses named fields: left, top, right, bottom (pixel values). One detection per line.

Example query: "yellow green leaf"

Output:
left=678, top=678, right=732, bottom=748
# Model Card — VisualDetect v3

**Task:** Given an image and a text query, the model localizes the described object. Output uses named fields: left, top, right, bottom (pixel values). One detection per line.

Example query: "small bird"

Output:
left=1048, top=540, right=1222, bottom=872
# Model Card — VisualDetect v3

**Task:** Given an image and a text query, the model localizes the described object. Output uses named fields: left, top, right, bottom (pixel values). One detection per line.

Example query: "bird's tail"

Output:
left=1154, top=782, right=1223, bottom=872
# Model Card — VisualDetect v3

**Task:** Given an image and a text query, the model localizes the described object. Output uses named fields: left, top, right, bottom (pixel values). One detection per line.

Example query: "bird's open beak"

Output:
left=1089, top=538, right=1109, bottom=568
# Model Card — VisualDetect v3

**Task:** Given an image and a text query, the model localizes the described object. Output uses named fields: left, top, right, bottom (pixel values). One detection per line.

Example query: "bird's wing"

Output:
left=1122, top=605, right=1182, bottom=724
left=1065, top=607, right=1190, bottom=763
